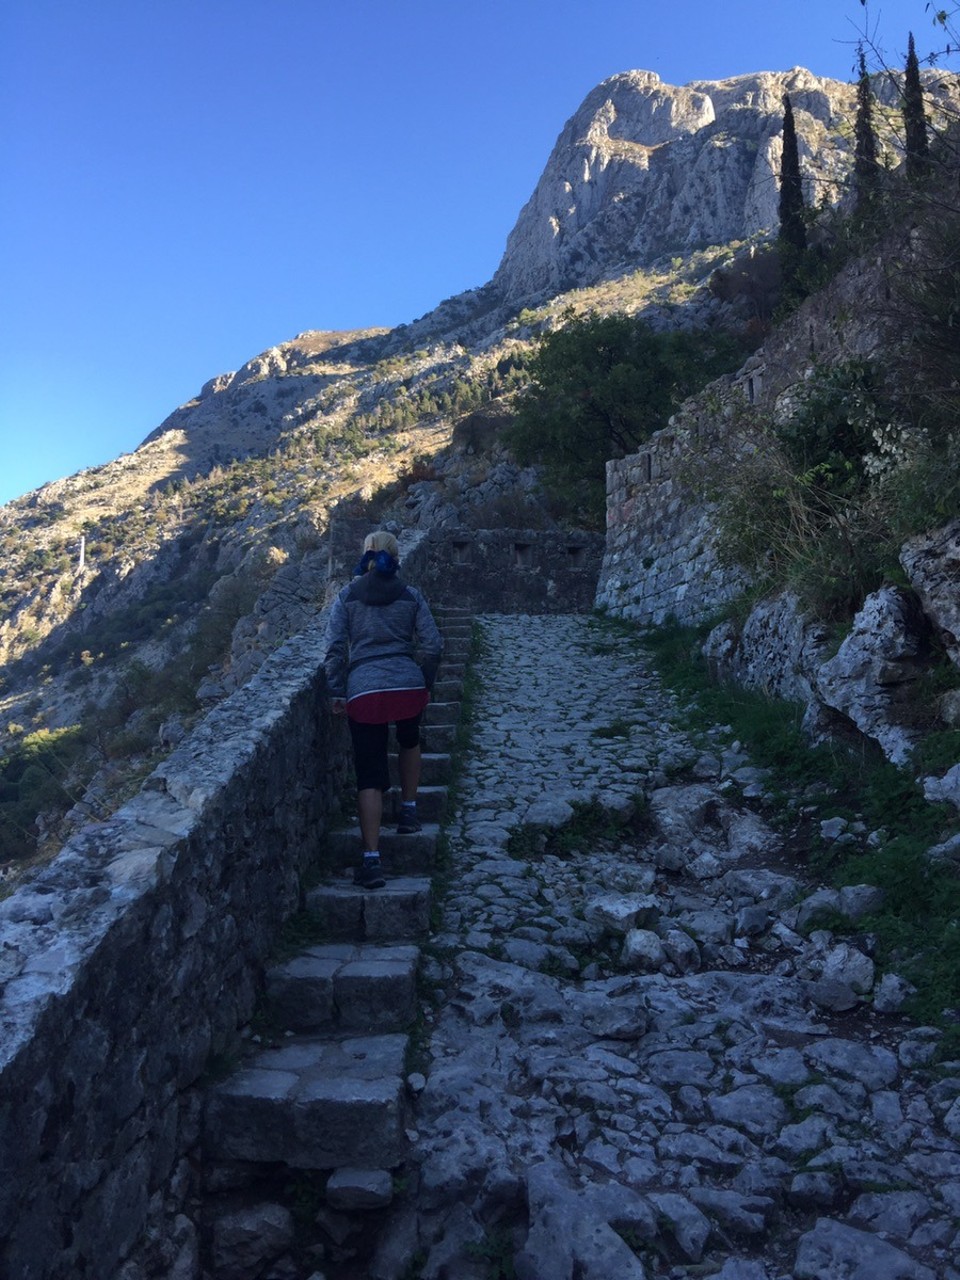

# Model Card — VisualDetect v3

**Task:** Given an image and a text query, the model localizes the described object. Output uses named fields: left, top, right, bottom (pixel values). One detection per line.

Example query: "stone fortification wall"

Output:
left=413, top=528, right=603, bottom=614
left=0, top=625, right=352, bottom=1280
left=596, top=242, right=899, bottom=627
left=328, top=516, right=602, bottom=615
left=596, top=391, right=749, bottom=625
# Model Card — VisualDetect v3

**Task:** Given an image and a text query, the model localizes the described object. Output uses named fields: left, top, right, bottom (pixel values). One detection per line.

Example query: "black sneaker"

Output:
left=397, top=811, right=422, bottom=834
left=353, top=858, right=385, bottom=889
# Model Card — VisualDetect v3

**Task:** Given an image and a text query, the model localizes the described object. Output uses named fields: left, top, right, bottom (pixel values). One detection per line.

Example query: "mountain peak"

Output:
left=492, top=67, right=852, bottom=303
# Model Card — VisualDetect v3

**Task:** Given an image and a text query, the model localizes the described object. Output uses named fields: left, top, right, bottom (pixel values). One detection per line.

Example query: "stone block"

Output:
left=325, top=825, right=440, bottom=875
left=325, top=1167, right=394, bottom=1211
left=204, top=1034, right=408, bottom=1170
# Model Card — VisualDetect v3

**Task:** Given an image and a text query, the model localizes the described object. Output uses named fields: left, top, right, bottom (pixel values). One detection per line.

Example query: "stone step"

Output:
left=384, top=784, right=448, bottom=824
left=424, top=700, right=460, bottom=726
left=326, top=824, right=439, bottom=875
left=204, top=1032, right=408, bottom=1170
left=306, top=876, right=432, bottom=942
left=431, top=679, right=462, bottom=703
left=439, top=654, right=470, bottom=671
left=390, top=751, right=451, bottom=786
left=437, top=662, right=466, bottom=680
left=266, top=943, right=419, bottom=1033
left=419, top=722, right=456, bottom=753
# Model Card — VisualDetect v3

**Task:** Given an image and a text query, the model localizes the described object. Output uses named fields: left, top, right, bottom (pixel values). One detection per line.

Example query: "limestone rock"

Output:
left=492, top=69, right=902, bottom=305
left=621, top=928, right=667, bottom=970
left=583, top=893, right=659, bottom=933
left=818, top=943, right=876, bottom=995
left=649, top=783, right=722, bottom=846
left=924, top=763, right=960, bottom=810
left=874, top=973, right=917, bottom=1014
left=838, top=884, right=885, bottom=921
left=704, top=591, right=830, bottom=712
left=211, top=1203, right=294, bottom=1280
left=662, top=928, right=702, bottom=974
left=940, top=688, right=960, bottom=727
left=524, top=797, right=575, bottom=828
left=794, top=1216, right=935, bottom=1279
left=815, top=587, right=930, bottom=765
left=901, top=518, right=960, bottom=668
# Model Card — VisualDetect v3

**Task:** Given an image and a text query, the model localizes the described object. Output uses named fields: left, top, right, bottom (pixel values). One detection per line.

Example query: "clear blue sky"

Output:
left=0, top=0, right=944, bottom=505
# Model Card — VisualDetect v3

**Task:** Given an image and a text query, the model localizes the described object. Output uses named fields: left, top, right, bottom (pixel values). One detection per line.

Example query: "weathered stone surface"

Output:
left=306, top=879, right=432, bottom=942
left=794, top=1217, right=936, bottom=1279
left=516, top=1162, right=651, bottom=1280
left=707, top=591, right=830, bottom=710
left=874, top=973, right=917, bottom=1014
left=923, top=762, right=960, bottom=810
left=817, top=943, right=876, bottom=995
left=646, top=1191, right=711, bottom=1261
left=325, top=1167, right=394, bottom=1212
left=204, top=1034, right=408, bottom=1169
left=621, top=928, right=666, bottom=970
left=662, top=928, right=702, bottom=973
left=649, top=783, right=722, bottom=845
left=901, top=519, right=960, bottom=668
left=211, top=1203, right=294, bottom=1280
left=805, top=1039, right=899, bottom=1092
left=815, top=588, right=929, bottom=765
left=0, top=624, right=352, bottom=1279
left=584, top=892, right=659, bottom=933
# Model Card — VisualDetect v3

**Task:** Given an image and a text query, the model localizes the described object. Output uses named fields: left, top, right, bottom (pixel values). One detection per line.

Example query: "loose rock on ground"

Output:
left=374, top=613, right=960, bottom=1280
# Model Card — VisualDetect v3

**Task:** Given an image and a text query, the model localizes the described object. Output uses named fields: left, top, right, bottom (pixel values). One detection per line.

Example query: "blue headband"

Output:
left=354, top=548, right=399, bottom=577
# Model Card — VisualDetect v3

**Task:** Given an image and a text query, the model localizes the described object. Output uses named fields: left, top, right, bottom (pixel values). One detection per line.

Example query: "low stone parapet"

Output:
left=0, top=624, right=351, bottom=1280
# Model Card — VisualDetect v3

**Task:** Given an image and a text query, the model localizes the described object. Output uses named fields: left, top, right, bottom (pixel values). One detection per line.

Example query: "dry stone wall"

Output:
left=596, top=390, right=749, bottom=625
left=596, top=238, right=904, bottom=628
left=414, top=528, right=603, bottom=615
left=328, top=517, right=603, bottom=615
left=0, top=625, right=352, bottom=1280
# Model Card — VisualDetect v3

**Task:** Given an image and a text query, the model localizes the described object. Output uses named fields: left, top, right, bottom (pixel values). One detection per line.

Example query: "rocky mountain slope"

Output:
left=1, top=62, right=958, bottom=875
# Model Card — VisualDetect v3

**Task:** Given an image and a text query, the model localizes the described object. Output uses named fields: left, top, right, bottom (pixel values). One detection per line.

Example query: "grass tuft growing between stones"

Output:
left=506, top=795, right=646, bottom=862
left=640, top=613, right=960, bottom=1055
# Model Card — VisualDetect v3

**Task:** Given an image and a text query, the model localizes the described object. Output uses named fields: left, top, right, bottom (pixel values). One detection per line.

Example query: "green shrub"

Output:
left=505, top=311, right=747, bottom=526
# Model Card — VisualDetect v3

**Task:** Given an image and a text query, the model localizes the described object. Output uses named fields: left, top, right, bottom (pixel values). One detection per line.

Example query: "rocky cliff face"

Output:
left=490, top=67, right=959, bottom=306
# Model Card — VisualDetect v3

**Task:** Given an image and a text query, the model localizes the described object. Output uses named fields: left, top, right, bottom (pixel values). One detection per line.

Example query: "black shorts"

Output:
left=348, top=714, right=422, bottom=791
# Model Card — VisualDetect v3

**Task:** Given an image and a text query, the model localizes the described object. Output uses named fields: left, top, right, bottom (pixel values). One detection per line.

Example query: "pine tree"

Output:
left=903, top=31, right=929, bottom=183
left=854, top=48, right=880, bottom=220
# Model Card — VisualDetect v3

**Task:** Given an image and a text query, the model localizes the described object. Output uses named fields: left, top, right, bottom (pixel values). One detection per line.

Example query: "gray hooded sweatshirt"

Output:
left=323, top=572, right=443, bottom=703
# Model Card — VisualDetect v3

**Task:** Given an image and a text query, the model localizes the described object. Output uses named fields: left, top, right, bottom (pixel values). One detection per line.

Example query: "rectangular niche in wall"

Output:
left=566, top=545, right=586, bottom=568
left=452, top=540, right=471, bottom=564
left=514, top=543, right=533, bottom=568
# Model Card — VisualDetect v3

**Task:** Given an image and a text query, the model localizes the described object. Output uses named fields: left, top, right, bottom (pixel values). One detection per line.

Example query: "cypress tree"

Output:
left=779, top=94, right=807, bottom=255
left=903, top=31, right=929, bottom=183
left=778, top=94, right=808, bottom=302
left=854, top=48, right=880, bottom=219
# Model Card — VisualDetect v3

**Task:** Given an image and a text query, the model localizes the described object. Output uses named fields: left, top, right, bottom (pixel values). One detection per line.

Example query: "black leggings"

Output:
left=348, top=714, right=422, bottom=792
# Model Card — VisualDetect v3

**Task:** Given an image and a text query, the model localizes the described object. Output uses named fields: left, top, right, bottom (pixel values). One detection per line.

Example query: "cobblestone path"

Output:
left=400, top=613, right=960, bottom=1280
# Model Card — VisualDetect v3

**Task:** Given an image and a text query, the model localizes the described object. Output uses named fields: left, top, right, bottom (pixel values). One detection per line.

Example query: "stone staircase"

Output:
left=201, top=606, right=472, bottom=1274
